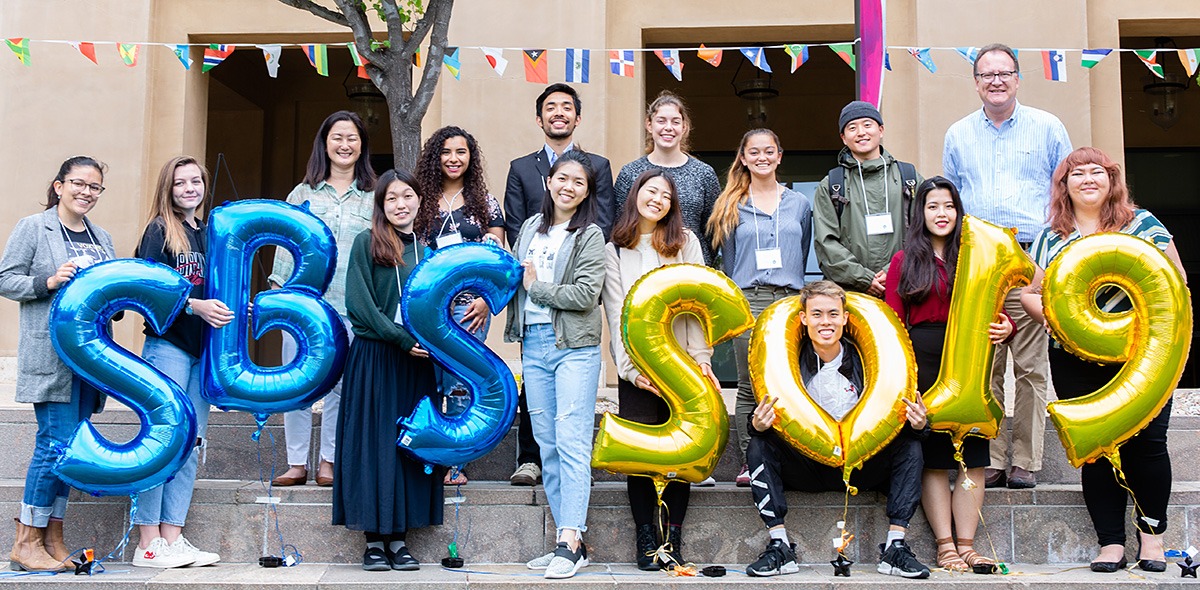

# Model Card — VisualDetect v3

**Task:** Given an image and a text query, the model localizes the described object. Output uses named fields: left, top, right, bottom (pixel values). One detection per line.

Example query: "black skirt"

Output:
left=909, top=322, right=989, bottom=470
left=332, top=337, right=443, bottom=534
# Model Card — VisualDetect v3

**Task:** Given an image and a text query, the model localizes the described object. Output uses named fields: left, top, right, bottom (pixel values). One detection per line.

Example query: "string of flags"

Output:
left=5, top=37, right=1200, bottom=84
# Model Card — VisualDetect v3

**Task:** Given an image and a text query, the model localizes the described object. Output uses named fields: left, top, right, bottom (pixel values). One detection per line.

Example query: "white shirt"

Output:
left=807, top=348, right=858, bottom=420
left=523, top=222, right=570, bottom=325
left=634, top=233, right=661, bottom=275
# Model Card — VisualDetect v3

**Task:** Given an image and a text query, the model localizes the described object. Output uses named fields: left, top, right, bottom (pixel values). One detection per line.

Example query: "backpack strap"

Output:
left=896, top=161, right=918, bottom=225
left=828, top=166, right=848, bottom=221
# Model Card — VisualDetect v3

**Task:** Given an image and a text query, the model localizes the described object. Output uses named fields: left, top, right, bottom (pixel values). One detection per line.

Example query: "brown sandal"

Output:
left=935, top=536, right=969, bottom=572
left=957, top=538, right=995, bottom=568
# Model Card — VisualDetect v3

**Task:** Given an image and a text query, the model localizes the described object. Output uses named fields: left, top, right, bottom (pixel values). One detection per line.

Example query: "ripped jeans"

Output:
left=520, top=324, right=600, bottom=536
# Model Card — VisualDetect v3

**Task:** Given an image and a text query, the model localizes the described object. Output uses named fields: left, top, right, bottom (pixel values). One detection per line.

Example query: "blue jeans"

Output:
left=435, top=301, right=491, bottom=417
left=22, top=378, right=100, bottom=527
left=521, top=324, right=600, bottom=536
left=132, top=337, right=209, bottom=527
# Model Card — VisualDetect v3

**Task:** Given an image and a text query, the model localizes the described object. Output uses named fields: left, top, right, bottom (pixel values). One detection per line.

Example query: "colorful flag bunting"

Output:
left=347, top=43, right=369, bottom=79
left=1179, top=48, right=1200, bottom=77
left=172, top=44, right=193, bottom=70
left=829, top=43, right=856, bottom=70
left=783, top=44, right=808, bottom=73
left=118, top=43, right=139, bottom=67
left=69, top=42, right=98, bottom=65
left=5, top=38, right=30, bottom=66
left=697, top=44, right=722, bottom=67
left=884, top=51, right=892, bottom=71
left=1134, top=50, right=1163, bottom=78
left=443, top=46, right=461, bottom=80
left=610, top=50, right=634, bottom=77
left=412, top=47, right=422, bottom=68
left=480, top=47, right=508, bottom=76
left=259, top=44, right=281, bottom=78
left=202, top=44, right=234, bottom=73
left=1081, top=48, right=1112, bottom=69
left=908, top=48, right=937, bottom=73
left=565, top=48, right=589, bottom=83
left=303, top=44, right=329, bottom=76
left=1042, top=50, right=1067, bottom=82
left=654, top=49, right=683, bottom=81
left=523, top=49, right=548, bottom=84
left=955, top=47, right=979, bottom=64
left=740, top=47, right=772, bottom=73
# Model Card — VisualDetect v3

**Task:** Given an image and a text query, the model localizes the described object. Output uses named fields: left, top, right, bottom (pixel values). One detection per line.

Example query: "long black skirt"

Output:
left=909, top=322, right=989, bottom=470
left=332, top=337, right=443, bottom=534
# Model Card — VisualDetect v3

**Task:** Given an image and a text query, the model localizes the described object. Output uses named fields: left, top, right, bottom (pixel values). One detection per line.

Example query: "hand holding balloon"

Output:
left=751, top=396, right=779, bottom=433
left=988, top=315, right=1013, bottom=344
left=47, top=261, right=78, bottom=290
left=189, top=298, right=234, bottom=328
left=461, top=297, right=490, bottom=333
left=633, top=374, right=660, bottom=395
left=409, top=342, right=430, bottom=358
left=521, top=260, right=537, bottom=290
left=900, top=396, right=928, bottom=430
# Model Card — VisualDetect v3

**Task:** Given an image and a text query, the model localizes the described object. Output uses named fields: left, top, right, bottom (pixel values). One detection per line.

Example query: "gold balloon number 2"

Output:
left=591, top=264, right=754, bottom=487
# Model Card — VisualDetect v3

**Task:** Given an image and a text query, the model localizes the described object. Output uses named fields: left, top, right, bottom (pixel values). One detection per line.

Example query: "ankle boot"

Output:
left=635, top=523, right=660, bottom=571
left=9, top=519, right=67, bottom=572
left=660, top=524, right=684, bottom=569
left=43, top=519, right=71, bottom=564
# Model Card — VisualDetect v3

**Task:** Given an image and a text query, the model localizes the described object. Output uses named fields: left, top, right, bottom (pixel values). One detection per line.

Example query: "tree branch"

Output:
left=407, top=0, right=453, bottom=125
left=378, top=0, right=405, bottom=52
left=275, top=0, right=350, bottom=27
left=332, top=0, right=389, bottom=69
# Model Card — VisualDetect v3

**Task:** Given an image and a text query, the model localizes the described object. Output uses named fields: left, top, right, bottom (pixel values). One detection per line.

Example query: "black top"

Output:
left=135, top=218, right=207, bottom=358
left=503, top=148, right=616, bottom=244
left=60, top=225, right=113, bottom=265
left=428, top=193, right=505, bottom=245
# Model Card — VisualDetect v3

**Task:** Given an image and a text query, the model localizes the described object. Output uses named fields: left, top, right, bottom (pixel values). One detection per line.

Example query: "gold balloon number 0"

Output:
left=1042, top=233, right=1192, bottom=468
left=591, top=264, right=754, bottom=489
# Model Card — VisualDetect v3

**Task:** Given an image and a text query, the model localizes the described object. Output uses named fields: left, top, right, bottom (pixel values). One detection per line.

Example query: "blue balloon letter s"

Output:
left=203, top=200, right=349, bottom=423
left=49, top=259, right=198, bottom=496
left=398, top=242, right=521, bottom=466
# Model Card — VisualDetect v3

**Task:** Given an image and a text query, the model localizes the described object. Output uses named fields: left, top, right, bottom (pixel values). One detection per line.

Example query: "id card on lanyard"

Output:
left=865, top=213, right=893, bottom=236
left=394, top=243, right=420, bottom=324
left=751, top=185, right=784, bottom=270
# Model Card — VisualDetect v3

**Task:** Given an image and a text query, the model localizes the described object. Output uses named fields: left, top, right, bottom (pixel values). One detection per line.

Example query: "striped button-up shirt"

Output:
left=942, top=102, right=1073, bottom=242
left=268, top=180, right=373, bottom=316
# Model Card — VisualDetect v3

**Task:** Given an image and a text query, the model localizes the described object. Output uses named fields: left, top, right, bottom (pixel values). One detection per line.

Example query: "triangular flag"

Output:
left=740, top=47, right=772, bottom=73
left=829, top=43, right=856, bottom=70
left=1178, top=48, right=1200, bottom=77
left=609, top=50, right=635, bottom=78
left=565, top=48, right=589, bottom=83
left=118, top=43, right=139, bottom=67
left=303, top=44, right=329, bottom=76
left=523, top=49, right=548, bottom=84
left=1042, top=50, right=1067, bottom=82
left=412, top=47, right=421, bottom=68
left=69, top=42, right=98, bottom=65
left=347, top=43, right=369, bottom=79
left=884, top=51, right=892, bottom=72
left=443, top=46, right=461, bottom=80
left=908, top=48, right=937, bottom=73
left=172, top=44, right=193, bottom=70
left=1135, top=50, right=1164, bottom=78
left=955, top=46, right=979, bottom=64
left=697, top=44, right=722, bottom=67
left=5, top=38, right=30, bottom=66
left=783, top=44, right=809, bottom=73
left=480, top=47, right=508, bottom=76
left=654, top=50, right=683, bottom=82
left=261, top=44, right=282, bottom=78
left=1081, top=48, right=1112, bottom=69
left=202, top=44, right=234, bottom=73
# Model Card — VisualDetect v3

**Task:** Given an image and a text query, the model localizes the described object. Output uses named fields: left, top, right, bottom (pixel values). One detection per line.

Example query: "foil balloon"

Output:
left=923, top=215, right=1034, bottom=447
left=398, top=242, right=522, bottom=466
left=202, top=199, right=348, bottom=425
left=48, top=259, right=198, bottom=496
left=591, top=264, right=753, bottom=485
left=749, top=292, right=916, bottom=483
left=1042, top=232, right=1191, bottom=468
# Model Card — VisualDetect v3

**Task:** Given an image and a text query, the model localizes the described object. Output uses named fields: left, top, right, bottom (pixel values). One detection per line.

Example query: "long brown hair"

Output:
left=370, top=169, right=436, bottom=266
left=643, top=91, right=693, bottom=155
left=414, top=126, right=490, bottom=237
left=1048, top=147, right=1136, bottom=238
left=707, top=129, right=781, bottom=248
left=142, top=156, right=211, bottom=256
left=611, top=168, right=685, bottom=258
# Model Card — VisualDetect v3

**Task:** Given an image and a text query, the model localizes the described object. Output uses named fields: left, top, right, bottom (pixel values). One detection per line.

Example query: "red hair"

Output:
left=1048, top=147, right=1136, bottom=238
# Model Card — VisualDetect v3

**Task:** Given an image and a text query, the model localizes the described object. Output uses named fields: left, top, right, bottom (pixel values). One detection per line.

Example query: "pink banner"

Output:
left=857, top=0, right=885, bottom=107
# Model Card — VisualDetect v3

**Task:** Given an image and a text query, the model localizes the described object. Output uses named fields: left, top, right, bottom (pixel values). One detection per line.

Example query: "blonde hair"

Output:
left=643, top=91, right=692, bottom=154
left=145, top=156, right=210, bottom=256
left=707, top=129, right=781, bottom=248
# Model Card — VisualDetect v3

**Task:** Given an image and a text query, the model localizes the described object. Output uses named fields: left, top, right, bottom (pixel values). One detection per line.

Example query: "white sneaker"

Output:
left=526, top=550, right=556, bottom=569
left=170, top=535, right=220, bottom=567
left=132, top=537, right=195, bottom=568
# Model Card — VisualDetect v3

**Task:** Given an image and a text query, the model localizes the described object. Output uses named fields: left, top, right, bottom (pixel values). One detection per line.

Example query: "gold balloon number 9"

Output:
left=591, top=264, right=754, bottom=485
left=1042, top=233, right=1192, bottom=468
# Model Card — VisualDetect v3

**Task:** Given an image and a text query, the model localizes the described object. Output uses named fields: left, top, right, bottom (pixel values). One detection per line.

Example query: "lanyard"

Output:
left=856, top=160, right=889, bottom=215
left=59, top=220, right=99, bottom=252
left=440, top=188, right=463, bottom=235
left=394, top=235, right=420, bottom=288
left=749, top=185, right=782, bottom=251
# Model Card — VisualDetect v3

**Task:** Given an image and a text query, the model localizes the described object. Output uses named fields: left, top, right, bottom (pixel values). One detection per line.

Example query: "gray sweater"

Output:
left=0, top=208, right=115, bottom=403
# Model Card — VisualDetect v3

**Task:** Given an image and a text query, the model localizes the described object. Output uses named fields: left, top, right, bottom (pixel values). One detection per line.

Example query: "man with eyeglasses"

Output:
left=942, top=43, right=1072, bottom=490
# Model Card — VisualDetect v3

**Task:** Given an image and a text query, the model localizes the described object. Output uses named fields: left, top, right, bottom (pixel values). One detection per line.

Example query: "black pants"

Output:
left=517, top=384, right=541, bottom=466
left=618, top=379, right=690, bottom=527
left=746, top=430, right=923, bottom=529
left=1049, top=344, right=1171, bottom=546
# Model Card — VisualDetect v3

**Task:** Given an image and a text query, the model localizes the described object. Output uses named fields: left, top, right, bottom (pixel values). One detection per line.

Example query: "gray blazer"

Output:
left=0, top=207, right=116, bottom=404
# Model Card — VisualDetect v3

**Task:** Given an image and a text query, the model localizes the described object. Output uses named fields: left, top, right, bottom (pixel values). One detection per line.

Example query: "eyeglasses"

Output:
left=975, top=71, right=1017, bottom=83
left=64, top=178, right=106, bottom=195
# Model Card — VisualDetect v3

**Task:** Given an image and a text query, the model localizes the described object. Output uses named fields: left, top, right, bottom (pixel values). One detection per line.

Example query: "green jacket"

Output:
left=345, top=228, right=419, bottom=351
left=812, top=147, right=923, bottom=292
left=505, top=214, right=605, bottom=349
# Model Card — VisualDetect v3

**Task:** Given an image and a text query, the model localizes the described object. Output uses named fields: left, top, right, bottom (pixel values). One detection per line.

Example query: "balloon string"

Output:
left=836, top=485, right=854, bottom=555
left=652, top=487, right=678, bottom=570
left=1109, top=453, right=1154, bottom=535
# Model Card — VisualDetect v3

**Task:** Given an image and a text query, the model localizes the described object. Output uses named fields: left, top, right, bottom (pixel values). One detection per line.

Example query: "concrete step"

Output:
left=1, top=479, right=1199, bottom=568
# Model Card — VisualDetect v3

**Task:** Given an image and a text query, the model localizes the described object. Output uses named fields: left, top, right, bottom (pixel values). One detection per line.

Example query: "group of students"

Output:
left=0, top=42, right=1185, bottom=579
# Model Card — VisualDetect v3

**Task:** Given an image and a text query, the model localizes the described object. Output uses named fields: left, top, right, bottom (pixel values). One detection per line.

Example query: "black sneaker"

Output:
left=544, top=541, right=588, bottom=579
left=746, top=538, right=799, bottom=577
left=362, top=547, right=390, bottom=571
left=877, top=539, right=931, bottom=579
left=389, top=546, right=419, bottom=571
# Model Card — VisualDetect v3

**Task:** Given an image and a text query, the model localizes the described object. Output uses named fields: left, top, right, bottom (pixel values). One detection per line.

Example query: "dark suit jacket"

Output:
left=503, top=148, right=615, bottom=245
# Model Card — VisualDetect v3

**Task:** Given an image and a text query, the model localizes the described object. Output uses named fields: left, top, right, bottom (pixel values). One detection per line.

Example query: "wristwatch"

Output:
left=185, top=299, right=195, bottom=315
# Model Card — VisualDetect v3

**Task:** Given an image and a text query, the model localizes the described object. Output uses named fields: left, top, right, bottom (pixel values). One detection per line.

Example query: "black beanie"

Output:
left=838, top=100, right=883, bottom=132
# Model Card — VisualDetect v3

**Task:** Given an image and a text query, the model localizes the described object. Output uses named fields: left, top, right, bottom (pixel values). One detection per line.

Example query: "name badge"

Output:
left=755, top=248, right=783, bottom=270
left=865, top=213, right=893, bottom=236
left=394, top=303, right=404, bottom=325
left=436, top=232, right=464, bottom=248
